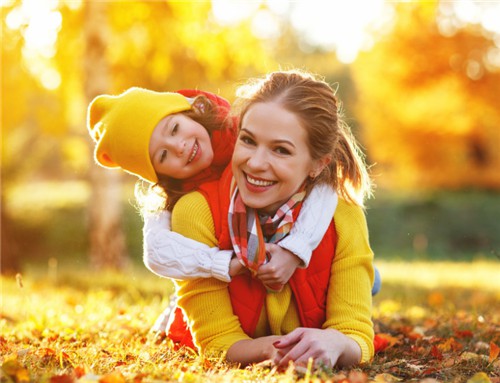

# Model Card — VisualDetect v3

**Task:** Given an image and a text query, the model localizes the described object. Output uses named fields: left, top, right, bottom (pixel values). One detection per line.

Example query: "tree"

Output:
left=352, top=1, right=500, bottom=190
left=83, top=1, right=127, bottom=270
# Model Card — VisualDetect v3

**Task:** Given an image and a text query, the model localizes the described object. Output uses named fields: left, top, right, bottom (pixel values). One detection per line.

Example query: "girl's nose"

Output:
left=174, top=139, right=185, bottom=156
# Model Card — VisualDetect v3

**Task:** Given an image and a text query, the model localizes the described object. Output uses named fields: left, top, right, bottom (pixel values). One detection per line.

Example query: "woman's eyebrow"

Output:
left=240, top=128, right=295, bottom=148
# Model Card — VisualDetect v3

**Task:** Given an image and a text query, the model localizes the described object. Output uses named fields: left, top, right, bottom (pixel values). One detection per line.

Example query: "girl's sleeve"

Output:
left=171, top=192, right=251, bottom=353
left=279, top=184, right=338, bottom=267
left=323, top=200, right=375, bottom=362
left=143, top=210, right=233, bottom=282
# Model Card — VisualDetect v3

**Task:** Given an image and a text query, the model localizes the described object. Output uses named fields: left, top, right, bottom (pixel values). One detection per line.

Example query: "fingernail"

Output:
left=273, top=341, right=280, bottom=347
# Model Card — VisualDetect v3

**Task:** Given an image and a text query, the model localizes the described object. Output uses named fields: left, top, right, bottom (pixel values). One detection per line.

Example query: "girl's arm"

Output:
left=257, top=184, right=337, bottom=290
left=279, top=184, right=338, bottom=267
left=143, top=210, right=233, bottom=282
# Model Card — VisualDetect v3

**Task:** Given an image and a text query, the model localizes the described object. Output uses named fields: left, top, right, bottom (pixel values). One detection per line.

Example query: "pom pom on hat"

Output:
left=87, top=87, right=192, bottom=183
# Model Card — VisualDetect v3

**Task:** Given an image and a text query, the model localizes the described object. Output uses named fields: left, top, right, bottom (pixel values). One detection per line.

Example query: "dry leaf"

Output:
left=489, top=342, right=500, bottom=362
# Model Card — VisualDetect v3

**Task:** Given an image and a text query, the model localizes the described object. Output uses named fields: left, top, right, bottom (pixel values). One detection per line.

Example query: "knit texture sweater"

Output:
left=172, top=191, right=375, bottom=363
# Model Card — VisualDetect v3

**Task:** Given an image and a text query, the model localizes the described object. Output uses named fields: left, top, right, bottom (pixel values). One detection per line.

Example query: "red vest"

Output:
left=167, top=168, right=337, bottom=348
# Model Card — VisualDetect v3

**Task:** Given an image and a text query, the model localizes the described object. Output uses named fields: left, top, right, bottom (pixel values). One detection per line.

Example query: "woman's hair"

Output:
left=136, top=94, right=227, bottom=212
left=235, top=70, right=373, bottom=207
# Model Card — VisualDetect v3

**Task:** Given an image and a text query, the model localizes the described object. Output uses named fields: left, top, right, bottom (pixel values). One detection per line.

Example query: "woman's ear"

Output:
left=310, top=155, right=332, bottom=178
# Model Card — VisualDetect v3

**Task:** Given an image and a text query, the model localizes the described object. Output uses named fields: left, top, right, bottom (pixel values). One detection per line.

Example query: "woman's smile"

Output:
left=245, top=172, right=277, bottom=188
left=232, top=101, right=320, bottom=215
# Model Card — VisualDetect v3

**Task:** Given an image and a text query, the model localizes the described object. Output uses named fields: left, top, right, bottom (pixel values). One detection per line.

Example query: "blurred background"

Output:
left=2, top=0, right=500, bottom=274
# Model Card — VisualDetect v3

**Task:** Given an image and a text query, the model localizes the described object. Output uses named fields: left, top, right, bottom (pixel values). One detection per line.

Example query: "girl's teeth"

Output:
left=247, top=175, right=274, bottom=186
left=188, top=142, right=198, bottom=163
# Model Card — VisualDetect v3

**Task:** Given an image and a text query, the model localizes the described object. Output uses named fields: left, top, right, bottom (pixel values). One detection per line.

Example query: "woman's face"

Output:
left=232, top=102, right=321, bottom=215
left=149, top=113, right=214, bottom=179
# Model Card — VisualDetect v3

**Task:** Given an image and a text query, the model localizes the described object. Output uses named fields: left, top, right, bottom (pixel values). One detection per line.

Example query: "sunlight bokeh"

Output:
left=5, top=0, right=63, bottom=90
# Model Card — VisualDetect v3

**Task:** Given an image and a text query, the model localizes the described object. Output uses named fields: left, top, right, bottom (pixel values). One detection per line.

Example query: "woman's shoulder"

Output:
left=335, top=198, right=366, bottom=222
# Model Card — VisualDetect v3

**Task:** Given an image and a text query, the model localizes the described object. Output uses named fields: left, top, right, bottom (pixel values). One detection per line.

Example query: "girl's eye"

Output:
left=275, top=146, right=291, bottom=155
left=172, top=123, right=178, bottom=135
left=160, top=149, right=167, bottom=163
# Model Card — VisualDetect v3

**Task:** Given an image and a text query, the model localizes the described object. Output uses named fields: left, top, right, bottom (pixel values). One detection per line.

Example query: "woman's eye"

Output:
left=172, top=123, right=178, bottom=135
left=275, top=146, right=291, bottom=155
left=239, top=135, right=255, bottom=145
left=160, top=149, right=167, bottom=163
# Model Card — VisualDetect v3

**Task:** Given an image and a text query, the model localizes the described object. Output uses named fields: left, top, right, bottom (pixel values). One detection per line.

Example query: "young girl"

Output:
left=87, top=87, right=338, bottom=288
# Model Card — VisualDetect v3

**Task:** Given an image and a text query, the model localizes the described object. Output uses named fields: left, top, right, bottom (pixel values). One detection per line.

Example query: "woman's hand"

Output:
left=226, top=336, right=282, bottom=366
left=257, top=244, right=301, bottom=291
left=272, top=328, right=361, bottom=369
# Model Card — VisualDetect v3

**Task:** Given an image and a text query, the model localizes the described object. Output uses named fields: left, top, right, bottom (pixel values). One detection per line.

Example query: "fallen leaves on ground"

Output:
left=1, top=269, right=499, bottom=382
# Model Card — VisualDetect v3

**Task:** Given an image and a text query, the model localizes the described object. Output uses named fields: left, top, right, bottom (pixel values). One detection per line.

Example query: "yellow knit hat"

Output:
left=87, top=87, right=192, bottom=183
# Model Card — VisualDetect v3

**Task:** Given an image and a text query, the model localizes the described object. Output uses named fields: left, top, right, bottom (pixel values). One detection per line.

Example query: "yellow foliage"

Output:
left=352, top=3, right=500, bottom=190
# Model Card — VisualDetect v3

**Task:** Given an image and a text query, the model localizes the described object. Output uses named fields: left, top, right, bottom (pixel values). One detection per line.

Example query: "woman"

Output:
left=171, top=70, right=375, bottom=369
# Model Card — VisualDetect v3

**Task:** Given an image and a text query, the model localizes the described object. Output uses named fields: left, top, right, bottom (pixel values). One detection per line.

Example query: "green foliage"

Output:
left=366, top=191, right=500, bottom=261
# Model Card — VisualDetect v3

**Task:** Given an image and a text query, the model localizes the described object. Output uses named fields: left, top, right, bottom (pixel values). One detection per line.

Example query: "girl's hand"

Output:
left=229, top=257, right=246, bottom=277
left=257, top=244, right=301, bottom=291
left=272, top=328, right=361, bottom=369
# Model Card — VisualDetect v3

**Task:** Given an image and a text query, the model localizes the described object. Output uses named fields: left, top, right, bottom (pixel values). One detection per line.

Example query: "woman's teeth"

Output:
left=188, top=142, right=198, bottom=163
left=247, top=175, right=275, bottom=187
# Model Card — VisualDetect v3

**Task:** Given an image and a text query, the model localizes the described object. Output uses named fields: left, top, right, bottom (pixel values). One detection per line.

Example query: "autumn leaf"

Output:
left=373, top=373, right=402, bottom=383
left=467, top=372, right=492, bottom=383
left=50, top=374, right=75, bottom=383
left=1, top=355, right=30, bottom=383
left=98, top=371, right=126, bottom=383
left=374, top=333, right=400, bottom=352
left=489, top=342, right=500, bottom=362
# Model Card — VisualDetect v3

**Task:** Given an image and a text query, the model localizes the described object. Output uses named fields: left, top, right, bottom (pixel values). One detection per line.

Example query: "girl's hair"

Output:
left=235, top=70, right=373, bottom=207
left=136, top=95, right=226, bottom=212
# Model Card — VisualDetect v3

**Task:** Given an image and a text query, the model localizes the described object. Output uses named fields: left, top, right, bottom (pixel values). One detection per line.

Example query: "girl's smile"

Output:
left=149, top=113, right=214, bottom=179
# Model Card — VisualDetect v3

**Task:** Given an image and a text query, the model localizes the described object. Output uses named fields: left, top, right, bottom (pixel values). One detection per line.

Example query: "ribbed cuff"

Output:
left=347, top=334, right=374, bottom=363
left=278, top=234, right=312, bottom=268
left=210, top=250, right=233, bottom=282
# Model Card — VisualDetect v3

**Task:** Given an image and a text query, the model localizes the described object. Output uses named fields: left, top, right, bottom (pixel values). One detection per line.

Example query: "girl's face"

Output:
left=232, top=102, right=324, bottom=216
left=149, top=113, right=214, bottom=179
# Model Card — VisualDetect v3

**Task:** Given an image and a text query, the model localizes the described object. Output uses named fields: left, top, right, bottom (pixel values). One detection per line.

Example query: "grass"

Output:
left=1, top=260, right=499, bottom=383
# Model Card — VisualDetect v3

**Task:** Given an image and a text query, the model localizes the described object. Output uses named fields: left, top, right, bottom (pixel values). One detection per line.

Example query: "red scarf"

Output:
left=228, top=185, right=306, bottom=275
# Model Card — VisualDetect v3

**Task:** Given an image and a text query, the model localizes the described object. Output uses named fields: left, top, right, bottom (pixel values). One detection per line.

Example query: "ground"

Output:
left=1, top=260, right=499, bottom=383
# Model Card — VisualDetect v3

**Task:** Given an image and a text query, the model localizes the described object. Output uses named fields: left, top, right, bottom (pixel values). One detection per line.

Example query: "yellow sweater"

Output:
left=172, top=191, right=375, bottom=362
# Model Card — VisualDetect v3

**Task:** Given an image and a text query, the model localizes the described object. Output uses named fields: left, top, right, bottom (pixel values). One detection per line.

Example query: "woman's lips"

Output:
left=243, top=172, right=277, bottom=192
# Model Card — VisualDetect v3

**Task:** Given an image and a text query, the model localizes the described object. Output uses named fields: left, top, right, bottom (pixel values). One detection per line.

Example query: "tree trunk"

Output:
left=83, top=1, right=127, bottom=270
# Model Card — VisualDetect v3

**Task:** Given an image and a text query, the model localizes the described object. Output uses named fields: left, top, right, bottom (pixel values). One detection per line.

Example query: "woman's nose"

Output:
left=246, top=147, right=269, bottom=170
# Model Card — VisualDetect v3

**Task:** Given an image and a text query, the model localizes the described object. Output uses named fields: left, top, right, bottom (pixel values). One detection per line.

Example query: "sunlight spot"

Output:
left=211, top=0, right=260, bottom=25
left=266, top=0, right=289, bottom=16
left=251, top=9, right=280, bottom=40
left=407, top=306, right=427, bottom=320
left=289, top=0, right=392, bottom=63
left=5, top=7, right=25, bottom=30
left=466, top=59, right=484, bottom=80
left=477, top=315, right=485, bottom=323
left=40, top=67, right=62, bottom=90
left=379, top=299, right=401, bottom=315
left=46, top=308, right=56, bottom=318
left=485, top=47, right=500, bottom=69
left=75, top=305, right=84, bottom=315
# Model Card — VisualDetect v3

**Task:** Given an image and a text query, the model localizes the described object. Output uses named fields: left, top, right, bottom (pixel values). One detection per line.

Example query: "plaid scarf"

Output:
left=228, top=185, right=306, bottom=275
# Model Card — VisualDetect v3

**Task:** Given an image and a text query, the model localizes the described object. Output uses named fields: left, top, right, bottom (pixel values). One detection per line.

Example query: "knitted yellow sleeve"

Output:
left=324, top=199, right=375, bottom=363
left=171, top=191, right=251, bottom=354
